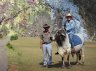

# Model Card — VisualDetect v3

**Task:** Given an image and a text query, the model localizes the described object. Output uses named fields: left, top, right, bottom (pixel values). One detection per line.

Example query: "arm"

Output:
left=40, top=39, right=43, bottom=49
left=40, top=34, right=43, bottom=49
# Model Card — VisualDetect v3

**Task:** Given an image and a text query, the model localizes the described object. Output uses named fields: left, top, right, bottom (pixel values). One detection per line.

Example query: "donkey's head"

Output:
left=55, top=29, right=66, bottom=47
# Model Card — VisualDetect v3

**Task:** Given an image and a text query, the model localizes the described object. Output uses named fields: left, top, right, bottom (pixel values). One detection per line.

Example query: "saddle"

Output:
left=69, top=34, right=82, bottom=48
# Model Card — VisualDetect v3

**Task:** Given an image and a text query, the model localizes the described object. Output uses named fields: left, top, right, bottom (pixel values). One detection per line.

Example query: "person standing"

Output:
left=40, top=24, right=53, bottom=67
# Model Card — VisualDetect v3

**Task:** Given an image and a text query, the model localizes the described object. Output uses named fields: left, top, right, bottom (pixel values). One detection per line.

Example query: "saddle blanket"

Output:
left=69, top=34, right=82, bottom=48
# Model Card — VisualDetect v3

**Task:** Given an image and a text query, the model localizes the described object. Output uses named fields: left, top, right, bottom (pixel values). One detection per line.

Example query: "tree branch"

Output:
left=0, top=6, right=30, bottom=24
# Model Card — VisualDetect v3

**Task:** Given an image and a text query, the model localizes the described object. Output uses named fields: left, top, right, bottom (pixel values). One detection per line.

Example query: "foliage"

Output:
left=0, top=0, right=50, bottom=37
left=6, top=42, right=14, bottom=50
left=73, top=0, right=96, bottom=36
left=10, top=34, right=18, bottom=41
left=0, top=34, right=3, bottom=38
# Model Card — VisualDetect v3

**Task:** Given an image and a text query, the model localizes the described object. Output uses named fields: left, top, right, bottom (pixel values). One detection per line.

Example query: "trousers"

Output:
left=42, top=43, right=52, bottom=65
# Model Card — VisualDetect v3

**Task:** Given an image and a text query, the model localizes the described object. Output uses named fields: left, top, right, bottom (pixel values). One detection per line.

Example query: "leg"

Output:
left=76, top=52, right=79, bottom=64
left=62, top=57, right=65, bottom=68
left=46, top=44, right=52, bottom=66
left=81, top=48, right=84, bottom=65
left=67, top=54, right=71, bottom=67
left=68, top=34, right=74, bottom=48
left=76, top=50, right=82, bottom=64
left=68, top=34, right=75, bottom=57
left=42, top=44, right=47, bottom=66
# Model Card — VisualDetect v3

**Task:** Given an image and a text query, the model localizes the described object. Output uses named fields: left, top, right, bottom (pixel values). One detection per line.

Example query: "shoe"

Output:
left=48, top=65, right=52, bottom=68
left=43, top=64, right=47, bottom=67
left=55, top=52, right=59, bottom=55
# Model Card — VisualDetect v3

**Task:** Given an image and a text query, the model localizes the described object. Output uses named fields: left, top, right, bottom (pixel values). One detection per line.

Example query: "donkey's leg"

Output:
left=76, top=52, right=79, bottom=64
left=81, top=48, right=84, bottom=65
left=76, top=49, right=83, bottom=65
left=76, top=50, right=82, bottom=65
left=62, top=57, right=65, bottom=68
left=67, top=53, right=71, bottom=68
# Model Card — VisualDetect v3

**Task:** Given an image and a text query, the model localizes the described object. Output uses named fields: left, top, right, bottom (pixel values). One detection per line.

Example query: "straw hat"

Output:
left=65, top=13, right=72, bottom=18
left=43, top=24, right=50, bottom=28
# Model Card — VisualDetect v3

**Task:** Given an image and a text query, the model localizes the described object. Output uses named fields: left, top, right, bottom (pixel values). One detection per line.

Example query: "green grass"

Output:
left=7, top=37, right=96, bottom=71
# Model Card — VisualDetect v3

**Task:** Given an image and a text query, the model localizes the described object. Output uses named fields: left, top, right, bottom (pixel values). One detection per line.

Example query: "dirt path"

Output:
left=0, top=39, right=9, bottom=71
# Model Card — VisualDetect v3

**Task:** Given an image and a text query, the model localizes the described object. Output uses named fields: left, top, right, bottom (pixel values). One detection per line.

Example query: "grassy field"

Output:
left=7, top=37, right=96, bottom=71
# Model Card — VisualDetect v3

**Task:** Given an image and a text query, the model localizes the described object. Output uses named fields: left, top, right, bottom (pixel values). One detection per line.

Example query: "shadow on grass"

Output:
left=52, top=61, right=77, bottom=68
left=39, top=62, right=43, bottom=66
left=39, top=61, right=77, bottom=68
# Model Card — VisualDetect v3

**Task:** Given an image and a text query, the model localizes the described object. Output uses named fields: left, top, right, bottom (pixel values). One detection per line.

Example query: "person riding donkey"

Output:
left=55, top=13, right=82, bottom=56
left=64, top=13, right=82, bottom=56
left=40, top=24, right=53, bottom=68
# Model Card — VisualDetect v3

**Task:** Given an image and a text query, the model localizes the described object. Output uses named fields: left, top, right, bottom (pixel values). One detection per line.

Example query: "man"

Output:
left=40, top=24, right=52, bottom=67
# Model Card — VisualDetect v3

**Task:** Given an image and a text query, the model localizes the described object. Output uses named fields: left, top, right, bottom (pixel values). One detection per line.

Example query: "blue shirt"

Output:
left=64, top=20, right=75, bottom=34
left=64, top=19, right=81, bottom=34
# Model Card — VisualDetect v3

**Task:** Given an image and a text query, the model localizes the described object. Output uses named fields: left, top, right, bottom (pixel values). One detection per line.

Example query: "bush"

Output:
left=10, top=34, right=18, bottom=41
left=6, top=43, right=14, bottom=50
left=0, top=34, right=3, bottom=38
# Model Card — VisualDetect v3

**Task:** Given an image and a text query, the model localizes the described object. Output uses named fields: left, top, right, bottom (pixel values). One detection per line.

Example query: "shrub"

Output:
left=10, top=34, right=18, bottom=41
left=6, top=43, right=14, bottom=50
left=0, top=34, right=3, bottom=38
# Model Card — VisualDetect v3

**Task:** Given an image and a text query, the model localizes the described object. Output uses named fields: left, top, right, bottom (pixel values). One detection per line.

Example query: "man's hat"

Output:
left=43, top=24, right=50, bottom=28
left=65, top=13, right=72, bottom=18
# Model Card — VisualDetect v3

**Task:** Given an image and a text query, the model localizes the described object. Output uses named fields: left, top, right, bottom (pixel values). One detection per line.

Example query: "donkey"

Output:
left=54, top=29, right=84, bottom=68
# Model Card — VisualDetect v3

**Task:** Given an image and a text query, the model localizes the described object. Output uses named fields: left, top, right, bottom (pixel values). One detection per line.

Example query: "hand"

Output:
left=40, top=45, right=43, bottom=49
left=50, top=37, right=53, bottom=41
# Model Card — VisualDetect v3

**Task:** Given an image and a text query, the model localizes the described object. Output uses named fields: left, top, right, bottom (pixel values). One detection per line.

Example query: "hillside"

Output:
left=73, top=0, right=96, bottom=36
left=0, top=0, right=96, bottom=38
